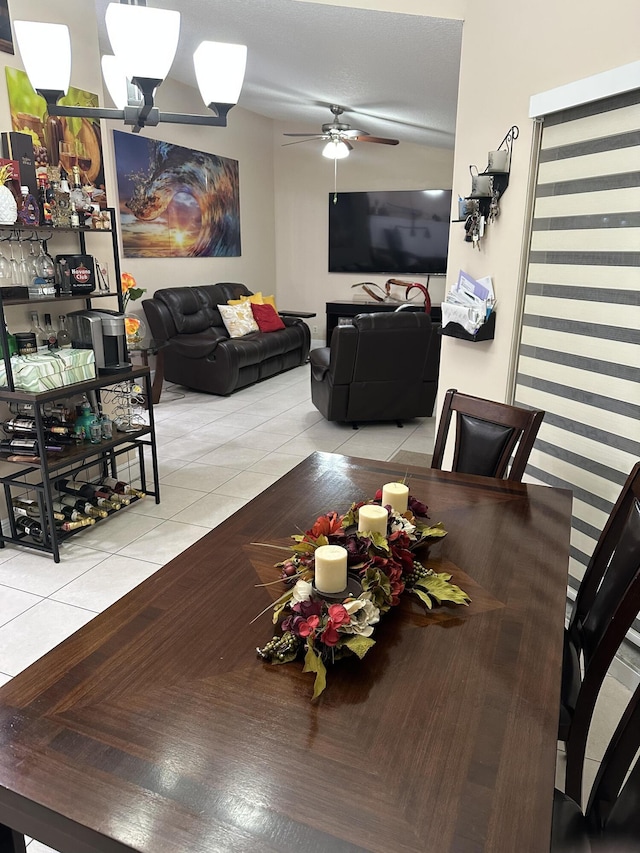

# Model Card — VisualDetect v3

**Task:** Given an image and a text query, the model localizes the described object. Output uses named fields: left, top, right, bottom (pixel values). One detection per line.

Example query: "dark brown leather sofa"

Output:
left=142, top=283, right=310, bottom=395
left=309, top=311, right=440, bottom=424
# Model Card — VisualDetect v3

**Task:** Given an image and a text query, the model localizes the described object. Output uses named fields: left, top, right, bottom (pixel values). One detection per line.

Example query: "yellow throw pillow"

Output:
left=228, top=291, right=263, bottom=305
left=262, top=294, right=278, bottom=311
left=219, top=302, right=259, bottom=337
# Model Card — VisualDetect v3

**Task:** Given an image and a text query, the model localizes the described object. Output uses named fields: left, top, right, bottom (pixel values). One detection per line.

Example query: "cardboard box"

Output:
left=0, top=348, right=96, bottom=392
left=1, top=132, right=37, bottom=197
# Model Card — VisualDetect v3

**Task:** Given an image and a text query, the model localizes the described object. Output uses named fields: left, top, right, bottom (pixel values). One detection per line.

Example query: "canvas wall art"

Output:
left=0, top=1, right=13, bottom=54
left=113, top=130, right=241, bottom=259
left=5, top=67, right=107, bottom=206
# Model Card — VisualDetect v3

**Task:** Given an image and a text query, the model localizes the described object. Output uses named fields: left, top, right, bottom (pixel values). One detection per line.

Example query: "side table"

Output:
left=127, top=340, right=165, bottom=406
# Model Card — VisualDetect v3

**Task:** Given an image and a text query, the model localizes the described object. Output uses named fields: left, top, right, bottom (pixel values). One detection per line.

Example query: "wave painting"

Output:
left=113, top=130, right=241, bottom=258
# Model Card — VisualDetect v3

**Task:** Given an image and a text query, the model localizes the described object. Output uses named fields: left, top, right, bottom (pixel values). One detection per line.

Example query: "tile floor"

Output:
left=0, top=362, right=635, bottom=850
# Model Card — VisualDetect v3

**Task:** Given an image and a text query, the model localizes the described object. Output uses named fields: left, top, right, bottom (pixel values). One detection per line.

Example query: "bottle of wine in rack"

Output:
left=55, top=478, right=122, bottom=511
left=51, top=500, right=95, bottom=526
left=0, top=438, right=64, bottom=454
left=100, top=476, right=145, bottom=499
left=12, top=497, right=64, bottom=522
left=58, top=494, right=109, bottom=519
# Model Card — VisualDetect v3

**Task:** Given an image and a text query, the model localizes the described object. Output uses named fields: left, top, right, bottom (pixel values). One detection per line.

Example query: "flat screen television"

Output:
left=328, top=189, right=452, bottom=275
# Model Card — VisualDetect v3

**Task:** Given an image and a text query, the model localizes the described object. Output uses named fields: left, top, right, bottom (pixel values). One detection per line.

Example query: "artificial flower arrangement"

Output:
left=257, top=488, right=470, bottom=699
left=121, top=272, right=147, bottom=345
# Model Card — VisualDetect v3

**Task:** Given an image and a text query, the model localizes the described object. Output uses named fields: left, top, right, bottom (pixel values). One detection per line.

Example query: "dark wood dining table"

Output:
left=0, top=452, right=572, bottom=853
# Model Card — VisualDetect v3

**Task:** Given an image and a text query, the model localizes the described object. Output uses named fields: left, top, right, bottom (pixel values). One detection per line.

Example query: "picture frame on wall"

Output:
left=0, top=1, right=13, bottom=55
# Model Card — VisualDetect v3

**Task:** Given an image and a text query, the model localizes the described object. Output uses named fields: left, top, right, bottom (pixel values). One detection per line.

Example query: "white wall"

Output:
left=273, top=121, right=454, bottom=338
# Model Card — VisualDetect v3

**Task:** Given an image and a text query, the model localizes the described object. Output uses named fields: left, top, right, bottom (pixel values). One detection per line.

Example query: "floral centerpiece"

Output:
left=257, top=487, right=470, bottom=699
left=121, top=272, right=147, bottom=347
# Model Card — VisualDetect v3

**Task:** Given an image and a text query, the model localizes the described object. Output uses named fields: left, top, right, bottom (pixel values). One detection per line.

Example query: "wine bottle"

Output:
left=95, top=482, right=130, bottom=505
left=100, top=476, right=145, bottom=499
left=3, top=417, right=74, bottom=436
left=43, top=314, right=57, bottom=350
left=58, top=494, right=108, bottom=519
left=12, top=497, right=64, bottom=522
left=0, top=438, right=63, bottom=454
left=55, top=478, right=122, bottom=510
left=51, top=500, right=95, bottom=525
left=15, top=515, right=44, bottom=542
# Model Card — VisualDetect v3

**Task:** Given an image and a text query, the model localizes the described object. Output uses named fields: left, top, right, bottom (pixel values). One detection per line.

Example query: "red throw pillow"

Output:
left=251, top=302, right=286, bottom=332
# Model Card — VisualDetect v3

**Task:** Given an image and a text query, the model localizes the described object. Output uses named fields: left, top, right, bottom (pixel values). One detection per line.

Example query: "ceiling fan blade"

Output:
left=282, top=138, right=326, bottom=147
left=353, top=135, right=400, bottom=146
left=283, top=132, right=325, bottom=138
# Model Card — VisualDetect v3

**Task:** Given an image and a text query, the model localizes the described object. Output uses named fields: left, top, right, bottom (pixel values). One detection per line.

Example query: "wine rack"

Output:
left=0, top=213, right=160, bottom=562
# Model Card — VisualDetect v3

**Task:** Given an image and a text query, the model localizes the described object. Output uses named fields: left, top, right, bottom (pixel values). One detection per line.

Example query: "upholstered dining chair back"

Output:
left=561, top=461, right=640, bottom=805
left=431, top=388, right=544, bottom=481
left=552, top=680, right=640, bottom=850
left=309, top=312, right=439, bottom=424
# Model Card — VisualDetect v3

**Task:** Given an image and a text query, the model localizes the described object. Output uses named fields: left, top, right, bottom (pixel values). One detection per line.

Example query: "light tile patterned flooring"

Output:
left=0, top=362, right=634, bottom=849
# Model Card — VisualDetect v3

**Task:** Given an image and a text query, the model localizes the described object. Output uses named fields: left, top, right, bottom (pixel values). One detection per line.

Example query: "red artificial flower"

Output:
left=327, top=603, right=350, bottom=627
left=321, top=623, right=340, bottom=646
left=306, top=512, right=344, bottom=539
left=298, top=615, right=320, bottom=637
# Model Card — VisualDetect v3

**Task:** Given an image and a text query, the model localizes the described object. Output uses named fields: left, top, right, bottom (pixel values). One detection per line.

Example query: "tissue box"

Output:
left=0, top=348, right=96, bottom=392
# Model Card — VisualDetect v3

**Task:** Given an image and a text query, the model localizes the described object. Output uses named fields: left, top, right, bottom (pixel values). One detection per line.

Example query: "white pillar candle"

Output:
left=382, top=482, right=409, bottom=514
left=314, top=544, right=348, bottom=593
left=358, top=504, right=388, bottom=536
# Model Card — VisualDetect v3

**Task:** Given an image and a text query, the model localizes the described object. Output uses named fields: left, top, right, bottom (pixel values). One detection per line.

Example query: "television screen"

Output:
left=328, top=189, right=452, bottom=275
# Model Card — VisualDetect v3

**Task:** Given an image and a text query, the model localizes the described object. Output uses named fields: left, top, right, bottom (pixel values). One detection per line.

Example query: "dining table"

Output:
left=0, top=451, right=572, bottom=853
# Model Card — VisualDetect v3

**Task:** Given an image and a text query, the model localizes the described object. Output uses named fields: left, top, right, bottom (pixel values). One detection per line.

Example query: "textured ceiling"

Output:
left=94, top=0, right=462, bottom=148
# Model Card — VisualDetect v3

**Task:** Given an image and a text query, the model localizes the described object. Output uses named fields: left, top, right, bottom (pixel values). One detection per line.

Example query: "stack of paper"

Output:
left=442, top=270, right=495, bottom=335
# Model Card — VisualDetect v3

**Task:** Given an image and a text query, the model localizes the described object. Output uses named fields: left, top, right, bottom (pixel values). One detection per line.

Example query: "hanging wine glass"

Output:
left=27, top=236, right=39, bottom=281
left=34, top=241, right=55, bottom=281
left=17, top=240, right=31, bottom=288
left=0, top=241, right=11, bottom=285
left=76, top=139, right=92, bottom=185
left=8, top=240, right=20, bottom=286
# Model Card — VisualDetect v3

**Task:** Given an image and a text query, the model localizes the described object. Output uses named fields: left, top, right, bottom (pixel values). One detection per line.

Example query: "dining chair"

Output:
left=552, top=680, right=640, bottom=851
left=430, top=388, right=544, bottom=481
left=561, top=461, right=640, bottom=806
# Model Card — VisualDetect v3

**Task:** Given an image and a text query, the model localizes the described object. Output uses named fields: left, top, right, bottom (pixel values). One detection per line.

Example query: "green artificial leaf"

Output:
left=341, top=635, right=376, bottom=659
left=302, top=644, right=327, bottom=700
left=127, top=287, right=146, bottom=302
left=410, top=586, right=433, bottom=609
left=368, top=530, right=390, bottom=552
left=414, top=575, right=471, bottom=606
left=272, top=596, right=291, bottom=624
left=414, top=520, right=448, bottom=539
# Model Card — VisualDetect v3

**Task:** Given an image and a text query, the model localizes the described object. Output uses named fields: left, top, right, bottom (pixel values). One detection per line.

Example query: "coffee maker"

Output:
left=67, top=309, right=131, bottom=375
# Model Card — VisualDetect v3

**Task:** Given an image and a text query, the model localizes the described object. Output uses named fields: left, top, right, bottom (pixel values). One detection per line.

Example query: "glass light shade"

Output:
left=322, top=140, right=350, bottom=160
left=101, top=55, right=129, bottom=110
left=14, top=21, right=71, bottom=94
left=105, top=3, right=180, bottom=81
left=193, top=42, right=247, bottom=106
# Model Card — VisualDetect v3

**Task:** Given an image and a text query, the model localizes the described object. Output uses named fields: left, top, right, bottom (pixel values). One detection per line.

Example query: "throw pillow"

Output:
left=262, top=294, right=278, bottom=311
left=219, top=302, right=259, bottom=337
left=228, top=291, right=264, bottom=305
left=251, top=302, right=286, bottom=332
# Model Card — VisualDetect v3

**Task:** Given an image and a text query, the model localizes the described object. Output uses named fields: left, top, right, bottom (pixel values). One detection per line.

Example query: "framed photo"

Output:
left=0, top=1, right=13, bottom=55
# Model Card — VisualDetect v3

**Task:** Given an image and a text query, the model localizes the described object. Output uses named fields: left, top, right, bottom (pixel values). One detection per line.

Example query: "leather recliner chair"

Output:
left=309, top=311, right=440, bottom=424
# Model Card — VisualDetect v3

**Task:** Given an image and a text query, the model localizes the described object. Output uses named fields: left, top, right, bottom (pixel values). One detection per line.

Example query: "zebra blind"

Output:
left=514, top=89, right=640, bottom=590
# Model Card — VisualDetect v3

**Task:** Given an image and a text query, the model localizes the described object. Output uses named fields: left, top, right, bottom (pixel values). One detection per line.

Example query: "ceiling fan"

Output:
left=283, top=104, right=400, bottom=158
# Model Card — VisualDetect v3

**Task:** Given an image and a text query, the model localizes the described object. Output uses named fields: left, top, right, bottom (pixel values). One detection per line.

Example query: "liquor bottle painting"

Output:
left=4, top=67, right=107, bottom=208
left=113, top=130, right=241, bottom=259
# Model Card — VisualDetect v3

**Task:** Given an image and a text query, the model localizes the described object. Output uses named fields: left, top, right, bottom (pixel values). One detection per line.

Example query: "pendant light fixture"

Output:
left=14, top=3, right=247, bottom=134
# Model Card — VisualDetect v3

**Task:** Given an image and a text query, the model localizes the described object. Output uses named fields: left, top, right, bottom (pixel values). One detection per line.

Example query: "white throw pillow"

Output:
left=219, top=302, right=259, bottom=338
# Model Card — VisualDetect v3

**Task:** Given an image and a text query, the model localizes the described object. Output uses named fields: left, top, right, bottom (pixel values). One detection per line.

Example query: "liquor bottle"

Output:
left=29, top=312, right=47, bottom=349
left=38, top=177, right=53, bottom=224
left=55, top=478, right=122, bottom=510
left=43, top=314, right=57, bottom=349
left=17, top=185, right=40, bottom=226
left=101, top=476, right=145, bottom=499
left=100, top=412, right=112, bottom=440
left=3, top=417, right=73, bottom=436
left=70, top=165, right=91, bottom=218
left=12, top=497, right=64, bottom=522
left=70, top=201, right=80, bottom=229
left=51, top=500, right=95, bottom=525
left=57, top=315, right=72, bottom=349
left=74, top=398, right=94, bottom=441
left=58, top=494, right=108, bottom=519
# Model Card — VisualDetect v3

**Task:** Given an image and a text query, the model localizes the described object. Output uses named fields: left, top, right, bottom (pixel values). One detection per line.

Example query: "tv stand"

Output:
left=325, top=301, right=441, bottom=346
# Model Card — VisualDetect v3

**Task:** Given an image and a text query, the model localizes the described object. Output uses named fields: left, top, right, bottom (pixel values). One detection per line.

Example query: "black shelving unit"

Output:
left=0, top=212, right=160, bottom=561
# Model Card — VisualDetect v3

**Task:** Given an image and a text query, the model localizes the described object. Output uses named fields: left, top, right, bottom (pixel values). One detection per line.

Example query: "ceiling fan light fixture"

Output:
left=14, top=21, right=71, bottom=95
left=194, top=41, right=247, bottom=107
left=322, top=139, right=350, bottom=160
left=105, top=3, right=181, bottom=82
left=101, top=54, right=131, bottom=110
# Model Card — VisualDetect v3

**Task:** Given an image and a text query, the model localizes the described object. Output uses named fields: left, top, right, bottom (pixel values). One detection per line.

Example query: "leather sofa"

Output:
left=142, top=283, right=310, bottom=395
left=310, top=311, right=440, bottom=424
